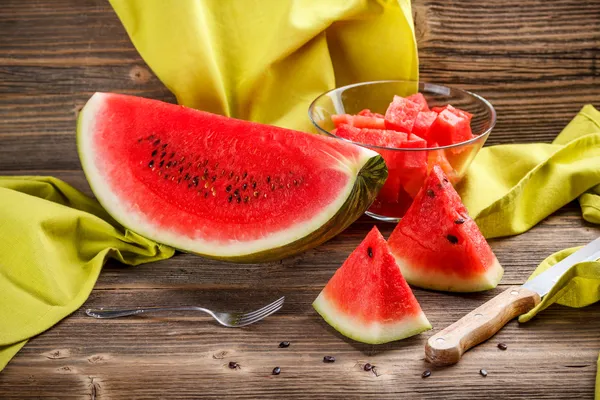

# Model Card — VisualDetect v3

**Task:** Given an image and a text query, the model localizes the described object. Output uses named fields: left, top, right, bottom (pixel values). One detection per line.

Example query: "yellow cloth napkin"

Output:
left=108, top=0, right=419, bottom=131
left=0, top=177, right=175, bottom=370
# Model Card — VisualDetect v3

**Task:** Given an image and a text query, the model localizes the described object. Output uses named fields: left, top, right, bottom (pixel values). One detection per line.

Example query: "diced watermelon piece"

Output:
left=384, top=96, right=421, bottom=133
left=358, top=109, right=385, bottom=119
left=405, top=93, right=430, bottom=112
left=429, top=109, right=474, bottom=146
left=427, top=144, right=458, bottom=184
left=313, top=226, right=431, bottom=344
left=394, top=134, right=428, bottom=198
left=431, top=105, right=473, bottom=122
left=332, top=114, right=385, bottom=129
left=388, top=166, right=504, bottom=292
left=412, top=111, right=438, bottom=142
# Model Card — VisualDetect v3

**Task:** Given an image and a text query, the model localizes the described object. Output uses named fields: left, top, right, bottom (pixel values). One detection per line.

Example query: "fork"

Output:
left=85, top=296, right=285, bottom=327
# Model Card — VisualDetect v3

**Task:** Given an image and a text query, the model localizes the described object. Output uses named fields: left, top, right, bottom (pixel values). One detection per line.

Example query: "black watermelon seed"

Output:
left=153, top=139, right=160, bottom=146
left=170, top=152, right=175, bottom=159
left=422, top=370, right=431, bottom=378
left=161, top=152, right=167, bottom=159
left=266, top=176, right=271, bottom=183
left=159, top=160, right=165, bottom=168
left=229, top=171, right=234, bottom=178
left=323, top=356, right=335, bottom=363
left=184, top=173, right=190, bottom=180
left=211, top=176, right=216, bottom=182
left=279, top=341, right=290, bottom=348
left=226, top=185, right=232, bottom=192
left=204, top=192, right=209, bottom=198
left=443, top=178, right=449, bottom=183
left=498, top=343, right=507, bottom=350
left=161, top=143, right=168, bottom=149
left=236, top=196, right=241, bottom=203
left=234, top=189, right=240, bottom=197
left=454, top=218, right=465, bottom=224
left=148, top=160, right=154, bottom=168
left=242, top=183, right=248, bottom=190
left=179, top=167, right=184, bottom=174
left=364, top=363, right=373, bottom=371
left=272, top=367, right=281, bottom=375
left=228, top=362, right=238, bottom=369
left=228, top=195, right=233, bottom=203
left=166, top=161, right=172, bottom=168
left=242, top=171, right=247, bottom=179
left=426, top=189, right=435, bottom=198
left=479, top=369, right=488, bottom=377
left=243, top=196, right=249, bottom=203
left=151, top=149, right=157, bottom=157
left=252, top=182, right=257, bottom=189
left=192, top=176, right=199, bottom=186
left=447, top=234, right=458, bottom=244
left=367, top=247, right=373, bottom=258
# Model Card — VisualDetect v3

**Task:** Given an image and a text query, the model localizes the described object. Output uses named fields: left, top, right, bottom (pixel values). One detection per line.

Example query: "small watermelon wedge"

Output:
left=77, top=93, right=387, bottom=263
left=313, top=227, right=431, bottom=344
left=388, top=166, right=503, bottom=292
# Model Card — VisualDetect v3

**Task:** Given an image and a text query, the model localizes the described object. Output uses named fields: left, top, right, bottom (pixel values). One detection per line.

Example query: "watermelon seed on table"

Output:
left=278, top=341, right=290, bottom=348
left=323, top=356, right=336, bottom=363
left=272, top=367, right=281, bottom=375
left=498, top=343, right=508, bottom=350
left=422, top=370, right=431, bottom=378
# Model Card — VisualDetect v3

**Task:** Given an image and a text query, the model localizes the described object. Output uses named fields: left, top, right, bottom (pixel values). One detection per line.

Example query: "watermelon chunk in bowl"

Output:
left=309, top=81, right=496, bottom=221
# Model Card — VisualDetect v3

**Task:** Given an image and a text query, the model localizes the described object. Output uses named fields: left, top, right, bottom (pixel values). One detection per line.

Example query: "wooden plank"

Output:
left=0, top=289, right=598, bottom=399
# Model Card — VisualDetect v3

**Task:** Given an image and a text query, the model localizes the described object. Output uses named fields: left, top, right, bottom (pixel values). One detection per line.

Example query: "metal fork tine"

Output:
left=237, top=297, right=284, bottom=319
left=236, top=300, right=284, bottom=325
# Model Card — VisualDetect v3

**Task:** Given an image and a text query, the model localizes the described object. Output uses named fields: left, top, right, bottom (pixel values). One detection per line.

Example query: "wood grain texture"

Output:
left=1, top=0, right=600, bottom=398
left=426, top=287, right=541, bottom=366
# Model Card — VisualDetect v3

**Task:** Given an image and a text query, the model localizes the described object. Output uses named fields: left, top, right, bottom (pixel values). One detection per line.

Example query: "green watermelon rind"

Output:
left=76, top=93, right=388, bottom=263
left=312, top=292, right=432, bottom=345
left=394, top=254, right=504, bottom=292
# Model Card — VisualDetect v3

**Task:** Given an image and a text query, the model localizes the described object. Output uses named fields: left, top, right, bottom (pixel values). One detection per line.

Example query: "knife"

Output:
left=425, top=237, right=600, bottom=366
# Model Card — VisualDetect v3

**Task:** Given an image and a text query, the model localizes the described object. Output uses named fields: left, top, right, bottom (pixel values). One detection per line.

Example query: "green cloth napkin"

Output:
left=0, top=177, right=175, bottom=370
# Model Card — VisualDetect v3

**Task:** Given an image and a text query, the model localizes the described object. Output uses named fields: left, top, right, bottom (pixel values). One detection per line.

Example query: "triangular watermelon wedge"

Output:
left=313, top=227, right=431, bottom=344
left=388, top=166, right=503, bottom=292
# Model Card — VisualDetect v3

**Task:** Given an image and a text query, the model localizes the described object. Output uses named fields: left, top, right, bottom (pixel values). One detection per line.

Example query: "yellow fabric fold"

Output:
left=108, top=0, right=419, bottom=132
left=0, top=177, right=175, bottom=370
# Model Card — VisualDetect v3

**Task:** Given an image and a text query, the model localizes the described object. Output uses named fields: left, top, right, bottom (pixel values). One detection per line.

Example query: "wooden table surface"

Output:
left=1, top=0, right=599, bottom=398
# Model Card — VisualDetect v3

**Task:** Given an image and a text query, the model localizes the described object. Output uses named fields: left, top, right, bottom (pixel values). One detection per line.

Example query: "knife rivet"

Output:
left=436, top=337, right=445, bottom=343
left=510, top=290, right=519, bottom=295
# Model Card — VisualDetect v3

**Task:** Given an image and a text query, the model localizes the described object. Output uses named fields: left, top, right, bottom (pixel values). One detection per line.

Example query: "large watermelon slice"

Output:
left=77, top=93, right=387, bottom=263
left=313, top=227, right=431, bottom=344
left=388, top=166, right=503, bottom=292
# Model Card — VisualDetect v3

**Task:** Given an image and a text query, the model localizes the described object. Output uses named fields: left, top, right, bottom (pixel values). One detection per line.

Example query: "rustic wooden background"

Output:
left=1, top=0, right=599, bottom=398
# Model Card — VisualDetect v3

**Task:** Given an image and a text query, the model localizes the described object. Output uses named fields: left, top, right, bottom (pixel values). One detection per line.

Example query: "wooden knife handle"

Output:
left=425, top=286, right=541, bottom=366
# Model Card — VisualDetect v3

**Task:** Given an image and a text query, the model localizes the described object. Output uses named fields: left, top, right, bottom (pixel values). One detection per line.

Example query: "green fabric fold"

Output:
left=0, top=177, right=175, bottom=370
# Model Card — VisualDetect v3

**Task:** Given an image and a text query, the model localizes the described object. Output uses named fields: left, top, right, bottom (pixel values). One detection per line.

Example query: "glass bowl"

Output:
left=308, top=80, right=496, bottom=221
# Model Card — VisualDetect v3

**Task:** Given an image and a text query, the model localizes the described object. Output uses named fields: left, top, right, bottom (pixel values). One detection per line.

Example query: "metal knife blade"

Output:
left=522, top=236, right=600, bottom=297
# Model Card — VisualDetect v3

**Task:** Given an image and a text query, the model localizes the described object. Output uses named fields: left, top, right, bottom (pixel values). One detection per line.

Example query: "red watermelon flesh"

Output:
left=412, top=111, right=438, bottom=143
left=384, top=96, right=421, bottom=133
left=426, top=144, right=457, bottom=183
left=429, top=109, right=474, bottom=147
left=332, top=114, right=386, bottom=129
left=405, top=93, right=430, bottom=112
left=77, top=93, right=387, bottom=262
left=432, top=105, right=473, bottom=122
left=388, top=166, right=503, bottom=292
left=313, top=226, right=431, bottom=344
left=358, top=109, right=385, bottom=119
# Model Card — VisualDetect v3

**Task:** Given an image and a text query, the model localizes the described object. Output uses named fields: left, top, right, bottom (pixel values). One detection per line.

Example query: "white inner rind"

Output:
left=78, top=93, right=379, bottom=258
left=394, top=254, right=504, bottom=292
left=313, top=292, right=431, bottom=344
